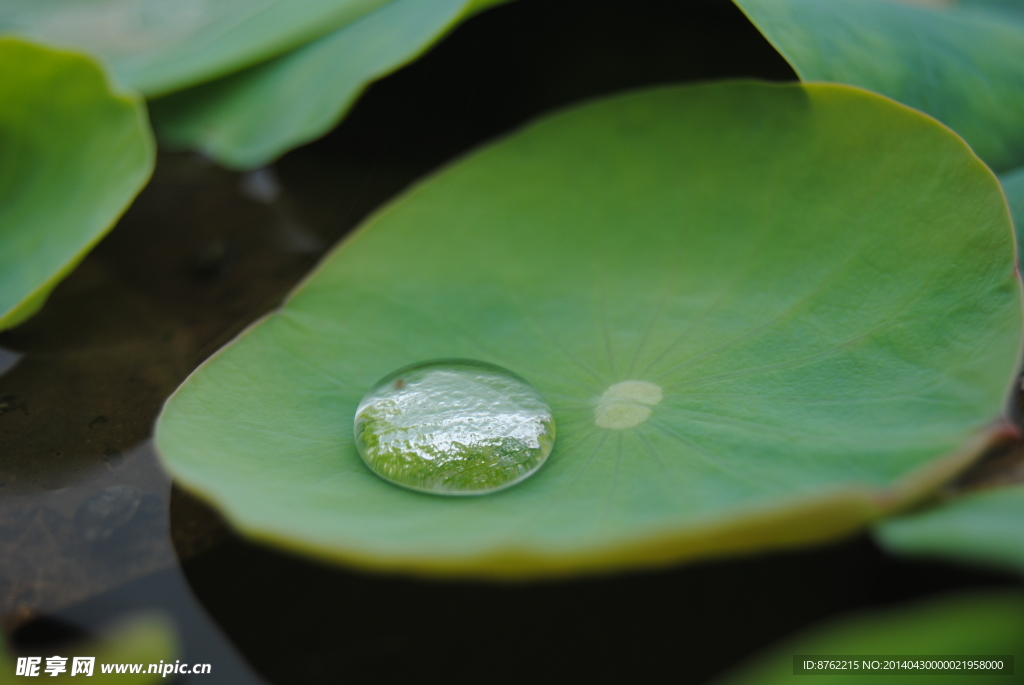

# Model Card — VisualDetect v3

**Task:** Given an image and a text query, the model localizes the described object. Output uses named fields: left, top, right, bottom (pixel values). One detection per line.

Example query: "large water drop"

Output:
left=354, top=359, right=556, bottom=495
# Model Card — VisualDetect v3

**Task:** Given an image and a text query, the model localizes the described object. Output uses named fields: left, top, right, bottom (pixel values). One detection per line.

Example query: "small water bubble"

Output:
left=354, top=360, right=556, bottom=495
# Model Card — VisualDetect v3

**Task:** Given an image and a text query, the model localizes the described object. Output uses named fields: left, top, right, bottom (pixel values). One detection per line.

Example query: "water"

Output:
left=75, top=485, right=144, bottom=543
left=354, top=360, right=555, bottom=495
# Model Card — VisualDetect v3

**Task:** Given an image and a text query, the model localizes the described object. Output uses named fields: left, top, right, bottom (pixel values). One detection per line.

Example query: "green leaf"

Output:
left=875, top=485, right=1024, bottom=575
left=0, top=0, right=393, bottom=96
left=0, top=38, right=154, bottom=332
left=711, top=591, right=1024, bottom=685
left=958, top=0, right=1024, bottom=28
left=733, top=0, right=1024, bottom=172
left=150, top=0, right=494, bottom=169
left=155, top=82, right=1020, bottom=577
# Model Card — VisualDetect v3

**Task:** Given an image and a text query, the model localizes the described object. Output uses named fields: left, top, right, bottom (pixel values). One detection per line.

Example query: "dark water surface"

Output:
left=1, top=1, right=1020, bottom=683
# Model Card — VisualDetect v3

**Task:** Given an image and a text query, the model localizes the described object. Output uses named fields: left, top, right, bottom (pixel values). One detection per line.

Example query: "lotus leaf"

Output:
left=0, top=38, right=154, bottom=331
left=155, top=82, right=1021, bottom=577
left=734, top=0, right=1024, bottom=172
left=151, top=0, right=509, bottom=169
left=875, top=485, right=1024, bottom=575
left=0, top=0, right=392, bottom=96
left=712, top=591, right=1024, bottom=685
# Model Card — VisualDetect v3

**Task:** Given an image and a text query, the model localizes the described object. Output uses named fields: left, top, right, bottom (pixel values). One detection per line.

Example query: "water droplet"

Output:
left=595, top=380, right=663, bottom=429
left=354, top=360, right=556, bottom=495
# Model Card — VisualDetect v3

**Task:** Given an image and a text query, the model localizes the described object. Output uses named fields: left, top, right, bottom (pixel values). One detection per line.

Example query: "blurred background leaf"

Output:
left=712, top=591, right=1024, bottom=685
left=1002, top=165, right=1024, bottom=235
left=0, top=0, right=392, bottom=96
left=733, top=0, right=1024, bottom=173
left=876, top=485, right=1024, bottom=576
left=0, top=38, right=154, bottom=331
left=150, top=0, right=513, bottom=169
left=0, top=613, right=177, bottom=684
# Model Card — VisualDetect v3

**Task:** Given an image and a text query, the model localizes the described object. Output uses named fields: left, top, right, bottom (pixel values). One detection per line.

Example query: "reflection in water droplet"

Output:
left=354, top=360, right=556, bottom=495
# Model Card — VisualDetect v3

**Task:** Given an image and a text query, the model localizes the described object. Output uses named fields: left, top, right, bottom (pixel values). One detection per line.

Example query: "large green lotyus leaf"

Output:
left=712, top=591, right=1024, bottom=685
left=155, top=82, right=1021, bottom=578
left=0, top=38, right=154, bottom=331
left=0, top=0, right=393, bottom=96
left=151, top=0, right=509, bottom=169
left=875, top=484, right=1024, bottom=575
left=733, top=0, right=1024, bottom=172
